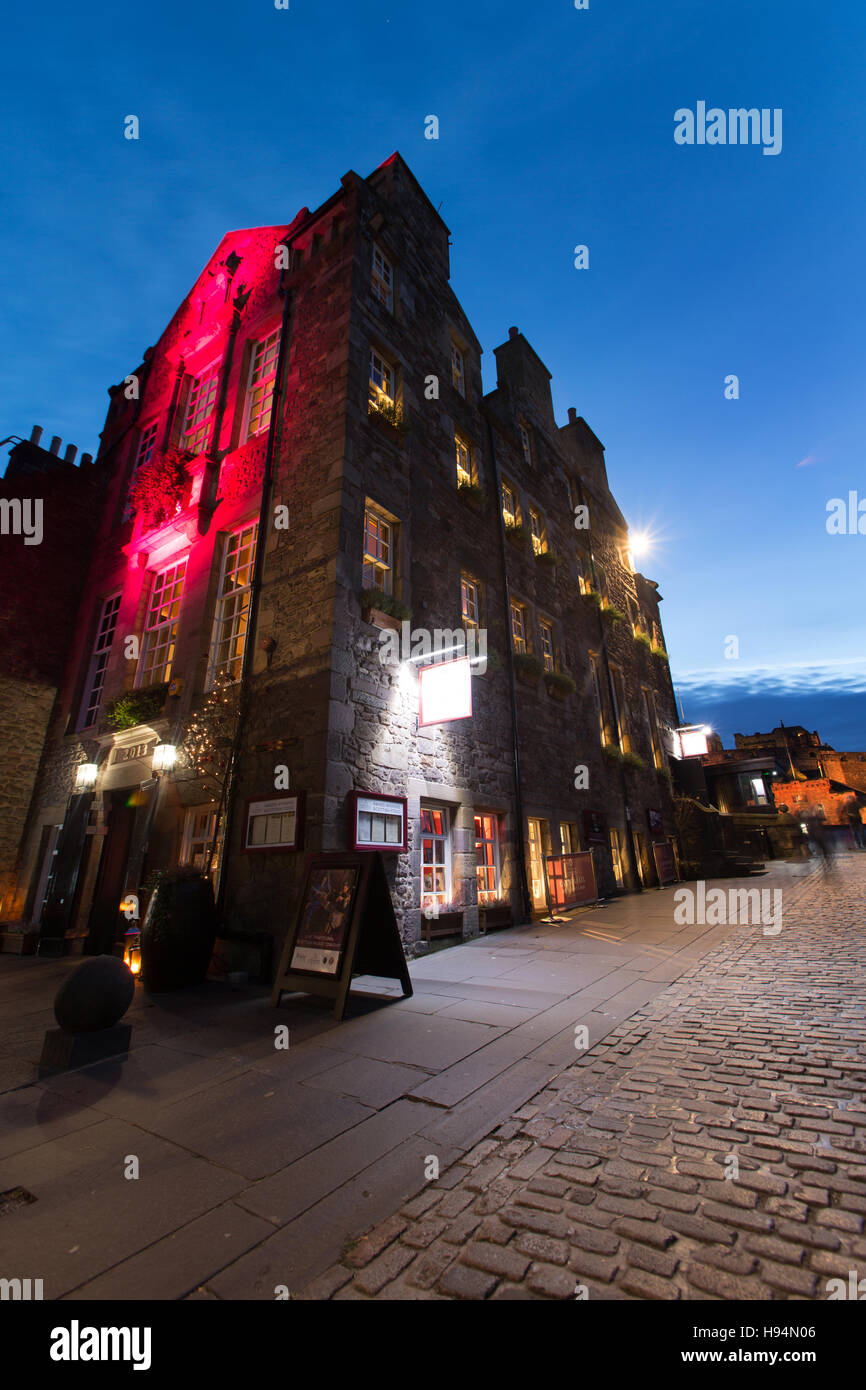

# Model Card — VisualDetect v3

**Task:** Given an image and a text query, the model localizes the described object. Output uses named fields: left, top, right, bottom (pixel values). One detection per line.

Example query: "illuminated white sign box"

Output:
left=673, top=725, right=711, bottom=759
left=418, top=658, right=473, bottom=727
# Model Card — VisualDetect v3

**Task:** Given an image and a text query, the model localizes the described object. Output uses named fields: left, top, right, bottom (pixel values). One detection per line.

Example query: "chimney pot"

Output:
left=568, top=407, right=577, bottom=424
left=30, top=425, right=43, bottom=446
left=49, top=436, right=61, bottom=455
left=64, top=443, right=78, bottom=464
left=508, top=326, right=519, bottom=340
left=81, top=452, right=93, bottom=467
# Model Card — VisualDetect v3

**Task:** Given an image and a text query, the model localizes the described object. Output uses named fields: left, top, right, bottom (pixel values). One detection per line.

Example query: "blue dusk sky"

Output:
left=2, top=0, right=864, bottom=747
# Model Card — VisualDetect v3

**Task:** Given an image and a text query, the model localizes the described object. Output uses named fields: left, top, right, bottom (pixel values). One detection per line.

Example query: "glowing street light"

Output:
left=151, top=744, right=177, bottom=774
left=75, top=763, right=99, bottom=790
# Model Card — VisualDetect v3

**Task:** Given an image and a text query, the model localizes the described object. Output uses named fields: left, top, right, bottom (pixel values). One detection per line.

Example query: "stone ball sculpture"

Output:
left=53, top=955, right=135, bottom=1033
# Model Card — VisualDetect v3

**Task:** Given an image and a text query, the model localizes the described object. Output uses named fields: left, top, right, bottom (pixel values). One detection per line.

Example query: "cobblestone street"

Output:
left=301, top=857, right=866, bottom=1300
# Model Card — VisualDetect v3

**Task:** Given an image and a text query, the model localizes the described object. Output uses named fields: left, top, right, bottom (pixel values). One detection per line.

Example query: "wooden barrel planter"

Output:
left=141, top=870, right=217, bottom=991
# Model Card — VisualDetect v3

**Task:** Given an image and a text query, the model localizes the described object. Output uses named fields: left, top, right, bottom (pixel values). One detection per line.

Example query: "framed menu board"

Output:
left=271, top=852, right=413, bottom=1020
left=243, top=793, right=305, bottom=853
left=349, top=790, right=407, bottom=852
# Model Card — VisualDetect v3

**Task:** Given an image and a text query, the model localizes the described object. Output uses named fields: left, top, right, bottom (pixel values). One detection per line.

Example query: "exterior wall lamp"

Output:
left=75, top=763, right=99, bottom=790
left=151, top=744, right=177, bottom=774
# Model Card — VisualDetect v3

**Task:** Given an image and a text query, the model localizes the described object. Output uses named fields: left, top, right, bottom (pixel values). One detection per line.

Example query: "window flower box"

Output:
left=423, top=908, right=464, bottom=943
left=583, top=589, right=602, bottom=606
left=128, top=449, right=192, bottom=529
left=601, top=603, right=625, bottom=624
left=622, top=751, right=647, bottom=772
left=535, top=548, right=560, bottom=570
left=504, top=521, right=531, bottom=548
left=457, top=480, right=485, bottom=508
left=106, top=682, right=169, bottom=730
left=603, top=742, right=624, bottom=764
left=544, top=670, right=576, bottom=699
left=360, top=587, right=412, bottom=627
left=633, top=630, right=653, bottom=651
left=651, top=645, right=669, bottom=664
left=478, top=902, right=513, bottom=933
left=513, top=652, right=542, bottom=684
left=368, top=395, right=409, bottom=443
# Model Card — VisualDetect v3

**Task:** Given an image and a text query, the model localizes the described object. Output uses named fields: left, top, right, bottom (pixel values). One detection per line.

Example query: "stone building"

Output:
left=0, top=430, right=102, bottom=941
left=3, top=154, right=681, bottom=967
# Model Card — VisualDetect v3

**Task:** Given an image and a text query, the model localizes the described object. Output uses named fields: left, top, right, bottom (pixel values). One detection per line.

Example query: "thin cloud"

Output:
left=673, top=658, right=866, bottom=698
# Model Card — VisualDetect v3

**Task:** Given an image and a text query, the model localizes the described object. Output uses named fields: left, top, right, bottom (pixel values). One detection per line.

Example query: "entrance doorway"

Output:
left=86, top=792, right=137, bottom=956
left=527, top=818, right=549, bottom=912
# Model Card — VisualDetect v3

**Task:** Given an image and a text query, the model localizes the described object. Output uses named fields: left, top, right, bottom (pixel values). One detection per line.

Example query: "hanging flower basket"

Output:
left=544, top=670, right=576, bottom=699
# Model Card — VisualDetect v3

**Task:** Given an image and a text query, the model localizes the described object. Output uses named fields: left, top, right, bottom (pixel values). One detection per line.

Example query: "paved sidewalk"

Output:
left=0, top=859, right=853, bottom=1300
left=299, top=856, right=866, bottom=1300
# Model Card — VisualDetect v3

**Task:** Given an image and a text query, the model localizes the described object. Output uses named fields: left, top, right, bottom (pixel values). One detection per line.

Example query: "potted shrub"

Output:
left=504, top=520, right=531, bottom=548
left=623, top=751, right=647, bottom=772
left=544, top=670, right=577, bottom=699
left=106, top=682, right=169, bottom=730
left=513, top=652, right=543, bottom=684
left=140, top=867, right=217, bottom=991
left=127, top=449, right=191, bottom=528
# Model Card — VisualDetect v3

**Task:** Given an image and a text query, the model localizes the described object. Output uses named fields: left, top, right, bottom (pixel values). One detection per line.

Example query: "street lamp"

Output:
left=75, top=763, right=99, bottom=790
left=151, top=744, right=177, bottom=774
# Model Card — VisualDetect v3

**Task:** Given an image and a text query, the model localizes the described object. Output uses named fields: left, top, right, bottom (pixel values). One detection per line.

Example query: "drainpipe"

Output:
left=199, top=281, right=248, bottom=527
left=211, top=267, right=295, bottom=916
left=575, top=476, right=643, bottom=894
left=484, top=411, right=533, bottom=922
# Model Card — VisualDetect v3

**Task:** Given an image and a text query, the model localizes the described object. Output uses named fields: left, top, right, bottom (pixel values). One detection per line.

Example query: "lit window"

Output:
left=609, top=828, right=625, bottom=887
left=589, top=653, right=605, bottom=741
left=519, top=422, right=533, bottom=467
left=363, top=508, right=393, bottom=594
left=181, top=806, right=218, bottom=872
left=643, top=687, right=664, bottom=769
left=421, top=806, right=450, bottom=910
left=560, top=822, right=579, bottom=855
left=140, top=560, right=187, bottom=686
left=529, top=507, right=547, bottom=555
left=510, top=602, right=527, bottom=654
left=501, top=480, right=519, bottom=527
left=369, top=348, right=395, bottom=405
left=209, top=523, right=258, bottom=685
left=134, top=420, right=159, bottom=473
left=461, top=576, right=479, bottom=628
left=539, top=619, right=555, bottom=672
left=78, top=593, right=121, bottom=729
left=244, top=330, right=280, bottom=440
left=474, top=813, right=500, bottom=903
left=372, top=246, right=393, bottom=311
left=610, top=666, right=630, bottom=752
left=455, top=434, right=473, bottom=487
left=182, top=369, right=219, bottom=455
left=576, top=551, right=590, bottom=595
left=451, top=343, right=465, bottom=396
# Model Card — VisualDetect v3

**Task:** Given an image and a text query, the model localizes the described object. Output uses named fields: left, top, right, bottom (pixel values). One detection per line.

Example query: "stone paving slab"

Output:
left=299, top=858, right=866, bottom=1300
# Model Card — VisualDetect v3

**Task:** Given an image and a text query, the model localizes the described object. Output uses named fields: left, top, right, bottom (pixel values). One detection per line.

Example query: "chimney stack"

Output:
left=568, top=407, right=577, bottom=424
left=64, top=443, right=78, bottom=464
left=508, top=326, right=519, bottom=340
left=30, top=425, right=43, bottom=446
left=81, top=452, right=93, bottom=467
left=49, top=436, right=61, bottom=455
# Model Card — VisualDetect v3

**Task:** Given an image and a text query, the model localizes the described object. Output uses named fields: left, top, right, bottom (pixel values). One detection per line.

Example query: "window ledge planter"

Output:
left=583, top=589, right=602, bottom=606
left=634, top=630, right=653, bottom=651
left=457, top=480, right=485, bottom=508
left=505, top=522, right=531, bottom=548
left=106, top=682, right=169, bottom=730
left=423, top=908, right=464, bottom=943
left=601, top=604, right=626, bottom=624
left=367, top=398, right=409, bottom=444
left=603, top=742, right=624, bottom=764
left=656, top=764, right=673, bottom=784
left=513, top=652, right=543, bottom=684
left=651, top=646, right=670, bottom=663
left=360, top=587, right=412, bottom=628
left=622, top=751, right=647, bottom=772
left=478, top=902, right=513, bottom=933
left=535, top=549, right=560, bottom=570
left=544, top=670, right=577, bottom=699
